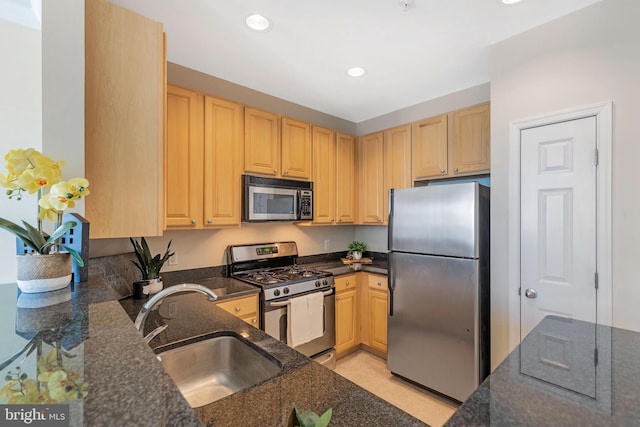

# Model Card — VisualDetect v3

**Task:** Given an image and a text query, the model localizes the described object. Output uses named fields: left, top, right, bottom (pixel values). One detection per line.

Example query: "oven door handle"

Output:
left=269, top=288, right=334, bottom=307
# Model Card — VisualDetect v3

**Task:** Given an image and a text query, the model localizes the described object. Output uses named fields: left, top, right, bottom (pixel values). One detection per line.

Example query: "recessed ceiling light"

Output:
left=498, top=0, right=523, bottom=4
left=245, top=14, right=270, bottom=31
left=347, top=67, right=366, bottom=77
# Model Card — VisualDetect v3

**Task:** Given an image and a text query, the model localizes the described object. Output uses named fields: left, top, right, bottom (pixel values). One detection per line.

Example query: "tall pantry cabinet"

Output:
left=85, top=0, right=165, bottom=238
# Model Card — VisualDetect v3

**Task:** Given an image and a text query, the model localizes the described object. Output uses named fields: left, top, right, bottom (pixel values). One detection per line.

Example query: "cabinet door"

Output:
left=450, top=103, right=490, bottom=175
left=85, top=0, right=164, bottom=238
left=244, top=107, right=280, bottom=176
left=312, top=126, right=336, bottom=224
left=203, top=96, right=243, bottom=226
left=383, top=124, right=412, bottom=225
left=336, top=288, right=358, bottom=355
left=335, top=133, right=356, bottom=224
left=412, top=114, right=448, bottom=181
left=368, top=288, right=388, bottom=353
left=165, top=85, right=204, bottom=228
left=281, top=117, right=311, bottom=179
left=357, top=132, right=384, bottom=224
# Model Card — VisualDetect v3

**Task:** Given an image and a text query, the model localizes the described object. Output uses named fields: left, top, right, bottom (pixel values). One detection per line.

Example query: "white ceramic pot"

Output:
left=133, top=277, right=164, bottom=299
left=16, top=253, right=72, bottom=294
left=352, top=251, right=363, bottom=260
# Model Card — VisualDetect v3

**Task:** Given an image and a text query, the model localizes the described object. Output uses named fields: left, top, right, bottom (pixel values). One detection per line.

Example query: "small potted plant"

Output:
left=347, top=241, right=366, bottom=260
left=129, top=237, right=174, bottom=298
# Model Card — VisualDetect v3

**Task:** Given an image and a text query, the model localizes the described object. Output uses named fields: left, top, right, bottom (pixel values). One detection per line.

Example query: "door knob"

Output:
left=524, top=288, right=538, bottom=299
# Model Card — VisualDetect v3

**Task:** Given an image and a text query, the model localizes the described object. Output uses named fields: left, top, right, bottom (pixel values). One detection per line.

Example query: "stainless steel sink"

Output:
left=157, top=334, right=282, bottom=407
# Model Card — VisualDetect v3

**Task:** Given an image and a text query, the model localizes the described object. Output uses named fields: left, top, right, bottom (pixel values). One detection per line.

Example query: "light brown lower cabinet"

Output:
left=334, top=272, right=388, bottom=358
left=215, top=294, right=259, bottom=327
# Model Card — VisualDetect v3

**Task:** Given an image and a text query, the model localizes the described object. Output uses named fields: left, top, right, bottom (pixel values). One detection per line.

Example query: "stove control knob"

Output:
left=322, top=279, right=328, bottom=286
left=315, top=281, right=321, bottom=288
left=283, top=287, right=290, bottom=295
left=274, top=289, right=281, bottom=297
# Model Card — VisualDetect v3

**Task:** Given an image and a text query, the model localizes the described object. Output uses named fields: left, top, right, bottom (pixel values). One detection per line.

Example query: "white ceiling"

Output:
left=112, top=0, right=602, bottom=123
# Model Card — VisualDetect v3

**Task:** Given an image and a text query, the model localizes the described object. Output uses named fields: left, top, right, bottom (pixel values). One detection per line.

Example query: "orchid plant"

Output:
left=0, top=148, right=89, bottom=266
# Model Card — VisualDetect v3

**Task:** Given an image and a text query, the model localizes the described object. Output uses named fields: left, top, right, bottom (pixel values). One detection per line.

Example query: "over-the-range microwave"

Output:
left=242, top=175, right=313, bottom=222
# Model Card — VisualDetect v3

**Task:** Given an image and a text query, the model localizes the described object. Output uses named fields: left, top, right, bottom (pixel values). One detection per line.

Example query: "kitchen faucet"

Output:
left=134, top=283, right=218, bottom=344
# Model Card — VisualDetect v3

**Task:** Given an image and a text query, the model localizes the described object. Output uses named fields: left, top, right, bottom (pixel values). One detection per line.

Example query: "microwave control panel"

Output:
left=300, top=190, right=313, bottom=220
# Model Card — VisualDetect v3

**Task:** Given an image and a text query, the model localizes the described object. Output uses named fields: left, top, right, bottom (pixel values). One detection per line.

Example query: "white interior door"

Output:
left=519, top=116, right=598, bottom=395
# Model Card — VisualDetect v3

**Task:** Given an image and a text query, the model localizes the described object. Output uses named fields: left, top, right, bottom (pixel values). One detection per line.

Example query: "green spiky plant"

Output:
left=129, top=237, right=174, bottom=280
left=0, top=218, right=83, bottom=266
left=293, top=407, right=332, bottom=427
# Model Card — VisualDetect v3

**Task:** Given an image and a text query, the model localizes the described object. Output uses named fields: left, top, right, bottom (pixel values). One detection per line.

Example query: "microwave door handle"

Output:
left=296, top=190, right=302, bottom=219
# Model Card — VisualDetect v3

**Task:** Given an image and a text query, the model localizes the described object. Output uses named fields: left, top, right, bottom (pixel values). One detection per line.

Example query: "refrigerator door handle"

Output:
left=388, top=189, right=394, bottom=251
left=388, top=256, right=395, bottom=317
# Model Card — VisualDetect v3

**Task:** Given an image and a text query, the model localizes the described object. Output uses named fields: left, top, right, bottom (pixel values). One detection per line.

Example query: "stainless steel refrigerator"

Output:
left=387, top=182, right=490, bottom=402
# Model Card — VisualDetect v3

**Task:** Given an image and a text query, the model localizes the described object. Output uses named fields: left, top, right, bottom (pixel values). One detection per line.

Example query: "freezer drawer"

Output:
left=387, top=252, right=483, bottom=402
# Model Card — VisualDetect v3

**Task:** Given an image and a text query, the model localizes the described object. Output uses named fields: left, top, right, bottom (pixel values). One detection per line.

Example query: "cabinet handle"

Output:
left=440, top=169, right=446, bottom=174
left=284, top=170, right=288, bottom=175
left=207, top=219, right=213, bottom=224
left=191, top=219, right=197, bottom=225
left=454, top=168, right=459, bottom=172
left=252, top=319, right=257, bottom=324
left=336, top=296, right=340, bottom=301
left=274, top=169, right=278, bottom=173
left=337, top=219, right=341, bottom=222
left=235, top=307, right=241, bottom=312
left=346, top=281, right=350, bottom=286
left=377, top=282, right=382, bottom=286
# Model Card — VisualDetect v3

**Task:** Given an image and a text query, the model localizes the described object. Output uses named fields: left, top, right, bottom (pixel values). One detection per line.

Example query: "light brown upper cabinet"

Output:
left=85, top=0, right=164, bottom=238
left=165, top=85, right=243, bottom=229
left=202, top=96, right=244, bottom=226
left=335, top=133, right=356, bottom=224
left=244, top=110, right=311, bottom=180
left=412, top=103, right=490, bottom=181
left=311, top=130, right=356, bottom=225
left=383, top=124, right=412, bottom=224
left=281, top=117, right=312, bottom=179
left=357, top=132, right=385, bottom=224
left=165, top=85, right=204, bottom=228
left=450, top=103, right=490, bottom=175
left=412, top=114, right=448, bottom=180
left=311, top=126, right=336, bottom=224
left=244, top=107, right=280, bottom=176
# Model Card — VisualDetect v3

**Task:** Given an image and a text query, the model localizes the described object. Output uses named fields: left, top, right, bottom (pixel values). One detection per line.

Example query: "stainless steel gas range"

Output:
left=227, top=242, right=336, bottom=368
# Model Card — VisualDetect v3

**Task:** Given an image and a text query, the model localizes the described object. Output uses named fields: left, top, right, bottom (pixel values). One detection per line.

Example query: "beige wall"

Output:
left=90, top=224, right=357, bottom=271
left=0, top=19, right=42, bottom=285
left=490, top=0, right=640, bottom=368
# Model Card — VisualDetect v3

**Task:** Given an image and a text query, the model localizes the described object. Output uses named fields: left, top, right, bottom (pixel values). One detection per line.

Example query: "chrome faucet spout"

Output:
left=134, top=283, right=218, bottom=344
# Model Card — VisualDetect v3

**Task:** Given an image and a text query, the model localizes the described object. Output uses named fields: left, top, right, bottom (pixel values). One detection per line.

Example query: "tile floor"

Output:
left=335, top=350, right=458, bottom=427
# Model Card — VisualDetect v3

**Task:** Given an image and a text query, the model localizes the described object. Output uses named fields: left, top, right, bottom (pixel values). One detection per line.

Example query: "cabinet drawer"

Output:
left=368, top=275, right=388, bottom=291
left=335, top=274, right=358, bottom=292
left=216, top=295, right=259, bottom=318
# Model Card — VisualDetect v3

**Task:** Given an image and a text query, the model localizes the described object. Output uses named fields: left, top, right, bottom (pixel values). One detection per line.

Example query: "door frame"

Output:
left=507, top=101, right=612, bottom=352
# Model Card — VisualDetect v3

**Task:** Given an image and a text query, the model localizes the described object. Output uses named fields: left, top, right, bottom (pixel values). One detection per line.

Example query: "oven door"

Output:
left=246, top=185, right=300, bottom=221
left=263, top=289, right=336, bottom=358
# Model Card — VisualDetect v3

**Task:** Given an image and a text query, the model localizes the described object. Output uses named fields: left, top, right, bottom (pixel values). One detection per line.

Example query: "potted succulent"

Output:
left=347, top=241, right=367, bottom=260
left=0, top=148, right=89, bottom=293
left=129, top=237, right=174, bottom=298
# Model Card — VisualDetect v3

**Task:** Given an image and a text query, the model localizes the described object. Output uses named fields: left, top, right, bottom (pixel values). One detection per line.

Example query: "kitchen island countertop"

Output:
left=446, top=316, right=640, bottom=426
left=0, top=275, right=424, bottom=426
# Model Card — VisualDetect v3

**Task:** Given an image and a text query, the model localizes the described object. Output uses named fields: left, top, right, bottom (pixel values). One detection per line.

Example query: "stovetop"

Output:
left=227, top=242, right=335, bottom=300
left=236, top=265, right=331, bottom=287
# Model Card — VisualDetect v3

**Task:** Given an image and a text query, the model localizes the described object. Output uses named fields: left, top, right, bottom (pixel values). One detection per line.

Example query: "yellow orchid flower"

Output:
left=67, top=177, right=90, bottom=199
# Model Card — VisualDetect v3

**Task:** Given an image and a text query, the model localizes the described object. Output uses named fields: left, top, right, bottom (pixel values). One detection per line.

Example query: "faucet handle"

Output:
left=144, top=324, right=168, bottom=344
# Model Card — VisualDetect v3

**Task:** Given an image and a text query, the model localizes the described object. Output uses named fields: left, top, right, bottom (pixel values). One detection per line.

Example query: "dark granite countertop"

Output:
left=304, top=260, right=388, bottom=276
left=446, top=316, right=638, bottom=426
left=1, top=273, right=423, bottom=426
